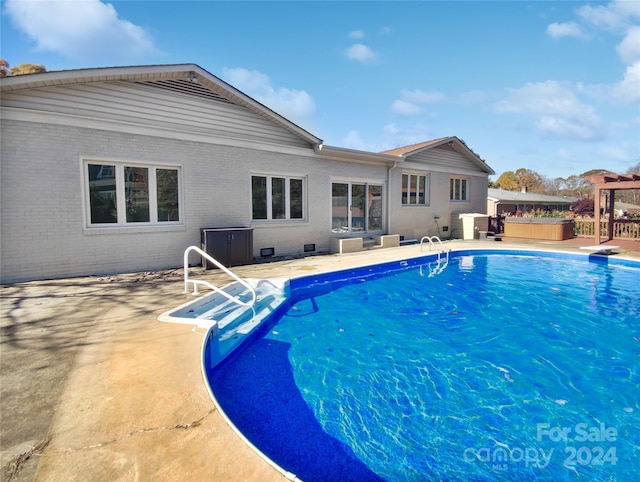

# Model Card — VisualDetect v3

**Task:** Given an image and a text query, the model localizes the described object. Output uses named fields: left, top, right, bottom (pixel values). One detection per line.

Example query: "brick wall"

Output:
left=0, top=120, right=344, bottom=282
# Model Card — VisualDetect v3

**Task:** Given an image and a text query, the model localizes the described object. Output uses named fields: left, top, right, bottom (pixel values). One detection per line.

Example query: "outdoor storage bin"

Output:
left=458, top=213, right=490, bottom=240
left=201, top=227, right=253, bottom=268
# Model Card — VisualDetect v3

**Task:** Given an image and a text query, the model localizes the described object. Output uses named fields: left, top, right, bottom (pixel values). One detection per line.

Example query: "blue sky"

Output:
left=2, top=0, right=639, bottom=180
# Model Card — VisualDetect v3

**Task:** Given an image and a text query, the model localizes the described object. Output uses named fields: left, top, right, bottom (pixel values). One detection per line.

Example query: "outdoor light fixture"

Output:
left=186, top=71, right=198, bottom=82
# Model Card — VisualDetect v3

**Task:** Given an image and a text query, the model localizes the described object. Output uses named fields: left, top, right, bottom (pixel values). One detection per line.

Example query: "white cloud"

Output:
left=390, top=100, right=424, bottom=116
left=400, top=89, right=446, bottom=104
left=384, top=124, right=399, bottom=135
left=345, top=43, right=377, bottom=63
left=342, top=130, right=367, bottom=150
left=221, top=67, right=317, bottom=123
left=494, top=81, right=607, bottom=141
left=342, top=123, right=435, bottom=153
left=597, top=143, right=635, bottom=162
left=4, top=0, right=157, bottom=61
left=546, top=22, right=586, bottom=39
left=546, top=1, right=639, bottom=106
left=563, top=1, right=640, bottom=64
left=611, top=61, right=640, bottom=102
left=617, top=26, right=640, bottom=64
left=222, top=68, right=271, bottom=94
left=390, top=89, right=445, bottom=116
left=349, top=30, right=365, bottom=39
left=577, top=0, right=640, bottom=33
left=379, top=123, right=433, bottom=151
left=534, top=116, right=604, bottom=141
left=456, top=90, right=491, bottom=104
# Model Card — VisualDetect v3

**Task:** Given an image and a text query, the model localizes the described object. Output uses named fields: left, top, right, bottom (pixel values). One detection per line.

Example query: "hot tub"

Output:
left=503, top=217, right=575, bottom=240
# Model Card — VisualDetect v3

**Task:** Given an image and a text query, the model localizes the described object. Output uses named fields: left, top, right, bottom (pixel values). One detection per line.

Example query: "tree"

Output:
left=571, top=198, right=594, bottom=216
left=542, top=176, right=565, bottom=196
left=514, top=168, right=544, bottom=193
left=495, top=171, right=519, bottom=190
left=495, top=162, right=639, bottom=201
left=563, top=175, right=592, bottom=198
left=9, top=63, right=46, bottom=76
left=619, top=162, right=640, bottom=205
left=495, top=168, right=544, bottom=192
left=581, top=168, right=614, bottom=178
left=0, top=59, right=9, bottom=78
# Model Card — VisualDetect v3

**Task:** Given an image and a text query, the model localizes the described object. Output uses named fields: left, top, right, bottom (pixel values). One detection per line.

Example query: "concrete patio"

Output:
left=2, top=238, right=639, bottom=482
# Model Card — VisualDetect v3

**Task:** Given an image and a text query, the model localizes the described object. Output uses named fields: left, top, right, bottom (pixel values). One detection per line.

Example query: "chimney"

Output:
left=521, top=186, right=528, bottom=193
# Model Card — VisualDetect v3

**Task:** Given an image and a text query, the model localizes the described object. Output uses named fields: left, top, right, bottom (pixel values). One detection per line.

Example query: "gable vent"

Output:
left=135, top=79, right=234, bottom=104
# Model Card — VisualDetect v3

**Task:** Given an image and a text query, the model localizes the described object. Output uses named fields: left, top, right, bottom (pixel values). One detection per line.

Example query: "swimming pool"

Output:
left=204, top=250, right=640, bottom=481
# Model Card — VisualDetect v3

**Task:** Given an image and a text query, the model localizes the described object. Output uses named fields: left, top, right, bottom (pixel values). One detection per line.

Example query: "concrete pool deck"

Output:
left=2, top=238, right=639, bottom=481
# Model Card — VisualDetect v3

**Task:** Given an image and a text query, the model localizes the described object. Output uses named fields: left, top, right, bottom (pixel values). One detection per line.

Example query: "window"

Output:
left=85, top=161, right=181, bottom=226
left=252, top=175, right=305, bottom=221
left=402, top=173, right=430, bottom=205
left=450, top=177, right=469, bottom=201
left=332, top=182, right=383, bottom=233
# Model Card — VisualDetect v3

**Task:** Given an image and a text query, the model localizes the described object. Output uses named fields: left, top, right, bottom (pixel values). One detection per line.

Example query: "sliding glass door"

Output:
left=332, top=182, right=383, bottom=233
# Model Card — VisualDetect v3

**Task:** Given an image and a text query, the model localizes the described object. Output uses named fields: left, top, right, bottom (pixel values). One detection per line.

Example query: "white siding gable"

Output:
left=404, top=144, right=488, bottom=175
left=1, top=79, right=312, bottom=148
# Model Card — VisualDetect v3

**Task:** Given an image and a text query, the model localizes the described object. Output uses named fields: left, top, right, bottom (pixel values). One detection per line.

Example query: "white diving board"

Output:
left=580, top=245, right=620, bottom=255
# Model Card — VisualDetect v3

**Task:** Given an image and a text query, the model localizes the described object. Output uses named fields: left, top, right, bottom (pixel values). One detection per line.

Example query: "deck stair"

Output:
left=363, top=237, right=381, bottom=249
left=332, top=234, right=401, bottom=254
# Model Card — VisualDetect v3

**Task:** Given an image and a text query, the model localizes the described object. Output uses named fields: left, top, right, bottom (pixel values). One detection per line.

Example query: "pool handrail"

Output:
left=419, top=235, right=451, bottom=269
left=420, top=235, right=444, bottom=252
left=183, top=246, right=257, bottom=307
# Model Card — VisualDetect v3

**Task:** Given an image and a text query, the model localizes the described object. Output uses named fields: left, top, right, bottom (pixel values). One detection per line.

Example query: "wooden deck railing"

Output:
left=574, top=219, right=640, bottom=239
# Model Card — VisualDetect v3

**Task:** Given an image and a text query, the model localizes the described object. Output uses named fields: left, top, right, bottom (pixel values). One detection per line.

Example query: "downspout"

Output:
left=386, top=160, right=398, bottom=233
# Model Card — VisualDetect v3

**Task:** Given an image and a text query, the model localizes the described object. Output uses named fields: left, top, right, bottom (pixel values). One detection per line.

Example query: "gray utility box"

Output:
left=200, top=227, right=253, bottom=269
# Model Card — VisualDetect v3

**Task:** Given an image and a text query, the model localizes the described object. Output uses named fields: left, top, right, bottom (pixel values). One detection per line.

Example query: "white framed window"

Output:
left=402, top=173, right=430, bottom=205
left=84, top=160, right=182, bottom=227
left=331, top=181, right=383, bottom=233
left=252, top=174, right=305, bottom=221
left=450, top=177, right=469, bottom=202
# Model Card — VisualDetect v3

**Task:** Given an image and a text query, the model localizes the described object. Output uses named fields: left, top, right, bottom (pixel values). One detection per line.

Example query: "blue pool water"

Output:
left=206, top=250, right=640, bottom=481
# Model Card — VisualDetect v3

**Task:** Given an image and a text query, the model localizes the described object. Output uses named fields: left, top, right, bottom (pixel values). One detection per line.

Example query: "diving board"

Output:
left=580, top=245, right=620, bottom=255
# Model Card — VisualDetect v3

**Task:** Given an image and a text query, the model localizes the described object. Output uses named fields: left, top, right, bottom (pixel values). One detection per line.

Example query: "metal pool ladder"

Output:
left=182, top=245, right=256, bottom=307
left=420, top=235, right=445, bottom=253
left=419, top=235, right=450, bottom=275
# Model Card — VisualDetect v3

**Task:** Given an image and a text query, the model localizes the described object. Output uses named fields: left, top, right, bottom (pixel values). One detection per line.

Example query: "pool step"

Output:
left=158, top=279, right=289, bottom=367
left=207, top=291, right=288, bottom=366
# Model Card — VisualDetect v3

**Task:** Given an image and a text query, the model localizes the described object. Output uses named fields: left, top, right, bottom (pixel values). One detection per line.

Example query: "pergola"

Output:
left=586, top=173, right=640, bottom=244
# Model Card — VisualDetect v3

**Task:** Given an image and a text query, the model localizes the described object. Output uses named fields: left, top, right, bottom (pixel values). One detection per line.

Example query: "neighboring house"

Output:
left=487, top=188, right=576, bottom=216
left=0, top=64, right=494, bottom=283
left=615, top=201, right=640, bottom=216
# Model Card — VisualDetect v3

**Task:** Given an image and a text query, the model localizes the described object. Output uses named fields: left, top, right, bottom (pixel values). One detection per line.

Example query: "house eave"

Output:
left=314, top=144, right=399, bottom=165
